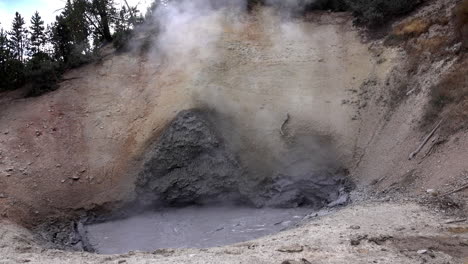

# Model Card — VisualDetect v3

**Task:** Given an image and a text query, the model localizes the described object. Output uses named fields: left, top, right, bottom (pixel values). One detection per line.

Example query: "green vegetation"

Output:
left=344, top=0, right=423, bottom=26
left=247, top=0, right=423, bottom=26
left=0, top=0, right=143, bottom=95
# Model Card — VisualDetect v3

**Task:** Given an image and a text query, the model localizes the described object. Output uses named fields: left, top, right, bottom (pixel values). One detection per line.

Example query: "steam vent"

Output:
left=0, top=0, right=467, bottom=263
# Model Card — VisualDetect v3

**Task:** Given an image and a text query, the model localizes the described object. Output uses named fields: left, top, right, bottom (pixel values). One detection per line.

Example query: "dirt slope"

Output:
left=349, top=0, right=468, bottom=199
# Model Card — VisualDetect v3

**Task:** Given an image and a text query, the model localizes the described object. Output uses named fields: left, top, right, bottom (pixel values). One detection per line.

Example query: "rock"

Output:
left=350, top=225, right=361, bottom=230
left=15, top=246, right=32, bottom=253
left=327, top=191, right=349, bottom=207
left=0, top=193, right=6, bottom=198
left=5, top=168, right=13, bottom=172
left=152, top=249, right=175, bottom=256
left=117, top=260, right=127, bottom=264
left=277, top=245, right=304, bottom=253
left=282, top=259, right=312, bottom=264
left=257, top=172, right=348, bottom=209
left=350, top=234, right=367, bottom=246
left=368, top=235, right=392, bottom=245
left=377, top=58, right=387, bottom=64
left=136, top=110, right=242, bottom=206
left=417, top=249, right=428, bottom=254
left=71, top=176, right=80, bottom=181
left=447, top=42, right=462, bottom=53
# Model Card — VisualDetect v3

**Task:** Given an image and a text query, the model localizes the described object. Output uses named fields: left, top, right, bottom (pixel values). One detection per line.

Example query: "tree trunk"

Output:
left=99, top=10, right=113, bottom=42
left=92, top=0, right=113, bottom=42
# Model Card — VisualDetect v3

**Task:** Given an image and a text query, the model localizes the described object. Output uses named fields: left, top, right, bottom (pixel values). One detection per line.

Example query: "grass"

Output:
left=393, top=18, right=430, bottom=37
left=385, top=1, right=467, bottom=137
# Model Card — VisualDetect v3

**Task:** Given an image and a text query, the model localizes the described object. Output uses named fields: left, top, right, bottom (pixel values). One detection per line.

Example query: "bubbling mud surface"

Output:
left=85, top=206, right=314, bottom=254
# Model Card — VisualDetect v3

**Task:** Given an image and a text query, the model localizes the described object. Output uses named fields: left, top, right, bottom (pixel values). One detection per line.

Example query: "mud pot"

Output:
left=85, top=206, right=316, bottom=254
left=35, top=109, right=350, bottom=254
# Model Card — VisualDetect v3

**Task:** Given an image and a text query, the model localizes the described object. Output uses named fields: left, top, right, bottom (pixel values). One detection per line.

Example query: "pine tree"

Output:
left=51, top=15, right=73, bottom=63
left=0, top=26, right=11, bottom=90
left=0, top=0, right=141, bottom=92
left=9, top=12, right=27, bottom=62
left=44, top=24, right=55, bottom=57
left=51, top=0, right=92, bottom=64
left=0, top=27, right=10, bottom=63
left=29, top=11, right=46, bottom=56
left=113, top=4, right=141, bottom=51
left=1, top=22, right=24, bottom=91
left=67, top=0, right=91, bottom=52
left=88, top=0, right=116, bottom=42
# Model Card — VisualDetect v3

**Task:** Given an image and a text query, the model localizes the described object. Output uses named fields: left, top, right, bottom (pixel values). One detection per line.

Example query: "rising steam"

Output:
left=124, top=0, right=359, bottom=194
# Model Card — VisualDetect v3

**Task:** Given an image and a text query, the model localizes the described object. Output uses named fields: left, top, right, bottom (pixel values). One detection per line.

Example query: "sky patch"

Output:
left=0, top=0, right=151, bottom=31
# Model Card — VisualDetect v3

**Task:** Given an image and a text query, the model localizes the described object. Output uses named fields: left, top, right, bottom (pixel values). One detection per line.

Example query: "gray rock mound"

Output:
left=136, top=109, right=350, bottom=208
left=253, top=172, right=348, bottom=209
left=136, top=110, right=243, bottom=206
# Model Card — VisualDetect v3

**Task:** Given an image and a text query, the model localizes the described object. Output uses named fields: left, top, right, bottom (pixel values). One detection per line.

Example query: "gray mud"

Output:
left=136, top=110, right=243, bottom=206
left=136, top=109, right=350, bottom=209
left=85, top=206, right=314, bottom=254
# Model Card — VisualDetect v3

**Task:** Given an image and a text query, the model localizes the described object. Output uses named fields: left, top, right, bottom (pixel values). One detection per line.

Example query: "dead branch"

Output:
left=124, top=0, right=137, bottom=27
left=444, top=218, right=467, bottom=224
left=280, top=113, right=290, bottom=137
left=83, top=12, right=104, bottom=37
left=371, top=175, right=388, bottom=185
left=417, top=137, right=447, bottom=164
left=60, top=77, right=82, bottom=82
left=409, top=119, right=444, bottom=160
left=442, top=183, right=468, bottom=196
